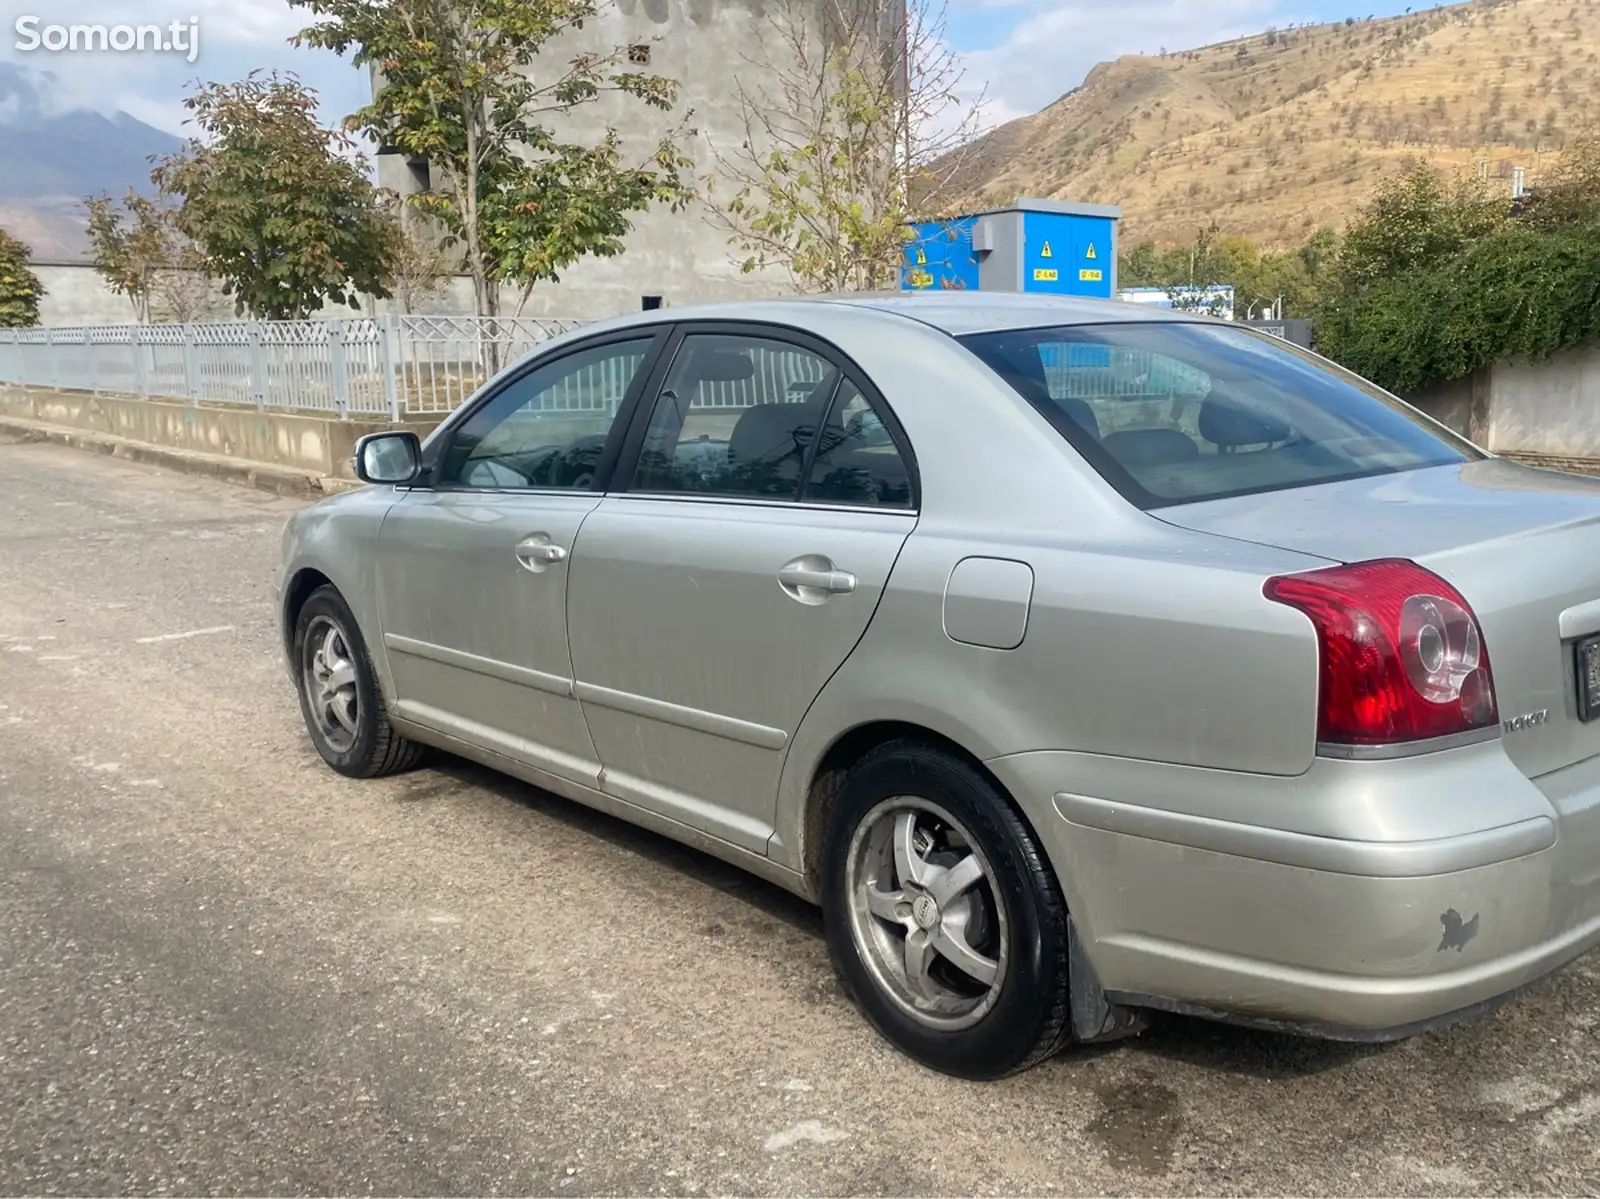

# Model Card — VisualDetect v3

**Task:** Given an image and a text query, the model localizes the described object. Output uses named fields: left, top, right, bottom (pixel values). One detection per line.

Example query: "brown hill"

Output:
left=948, top=0, right=1600, bottom=248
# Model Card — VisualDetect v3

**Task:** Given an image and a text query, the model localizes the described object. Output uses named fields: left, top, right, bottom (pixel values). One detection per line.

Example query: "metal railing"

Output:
left=2, top=318, right=1213, bottom=421
left=0, top=315, right=589, bottom=419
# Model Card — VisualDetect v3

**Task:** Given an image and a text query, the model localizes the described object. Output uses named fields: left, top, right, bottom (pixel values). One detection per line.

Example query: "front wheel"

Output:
left=821, top=741, right=1073, bottom=1079
left=292, top=584, right=425, bottom=778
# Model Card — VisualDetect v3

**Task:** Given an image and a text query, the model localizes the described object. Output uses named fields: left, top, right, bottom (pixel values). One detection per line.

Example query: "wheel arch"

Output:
left=798, top=717, right=1147, bottom=1045
left=798, top=720, right=1031, bottom=900
left=281, top=566, right=336, bottom=662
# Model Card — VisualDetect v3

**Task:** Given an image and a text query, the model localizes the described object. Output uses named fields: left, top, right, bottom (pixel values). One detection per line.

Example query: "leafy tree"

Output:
left=153, top=72, right=400, bottom=321
left=1117, top=238, right=1163, bottom=287
left=84, top=190, right=183, bottom=323
left=1336, top=159, right=1505, bottom=291
left=1116, top=224, right=1341, bottom=320
left=707, top=0, right=983, bottom=292
left=292, top=0, right=692, bottom=319
left=1519, top=132, right=1600, bottom=230
left=0, top=228, right=44, bottom=327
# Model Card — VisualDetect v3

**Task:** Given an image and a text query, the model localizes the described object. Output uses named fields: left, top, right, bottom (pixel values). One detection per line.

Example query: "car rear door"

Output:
left=373, top=330, right=665, bottom=791
left=565, top=325, right=918, bottom=851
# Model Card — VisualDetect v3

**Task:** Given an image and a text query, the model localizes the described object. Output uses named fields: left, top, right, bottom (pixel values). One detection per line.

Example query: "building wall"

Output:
left=1488, top=346, right=1600, bottom=461
left=35, top=264, right=141, bottom=326
left=1404, top=341, right=1600, bottom=470
left=33, top=263, right=411, bottom=326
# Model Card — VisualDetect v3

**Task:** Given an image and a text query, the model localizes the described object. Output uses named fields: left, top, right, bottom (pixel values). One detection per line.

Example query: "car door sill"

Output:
left=390, top=714, right=813, bottom=902
left=595, top=766, right=774, bottom=854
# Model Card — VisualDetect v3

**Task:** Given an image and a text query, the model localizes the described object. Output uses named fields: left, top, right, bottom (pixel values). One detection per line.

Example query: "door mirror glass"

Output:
left=354, top=431, right=423, bottom=484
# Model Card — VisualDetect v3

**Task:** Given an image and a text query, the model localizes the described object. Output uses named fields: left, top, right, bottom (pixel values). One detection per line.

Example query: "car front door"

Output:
left=374, top=330, right=664, bottom=790
left=565, top=326, right=919, bottom=851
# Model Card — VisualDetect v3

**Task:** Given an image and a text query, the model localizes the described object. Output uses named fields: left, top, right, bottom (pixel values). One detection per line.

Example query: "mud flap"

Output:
left=1069, top=914, right=1148, bottom=1043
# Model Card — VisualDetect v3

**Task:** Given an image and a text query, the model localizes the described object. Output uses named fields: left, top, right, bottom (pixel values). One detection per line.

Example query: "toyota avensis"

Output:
left=276, top=293, right=1600, bottom=1079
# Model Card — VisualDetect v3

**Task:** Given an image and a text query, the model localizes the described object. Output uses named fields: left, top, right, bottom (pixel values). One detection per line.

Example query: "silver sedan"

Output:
left=276, top=293, right=1600, bottom=1078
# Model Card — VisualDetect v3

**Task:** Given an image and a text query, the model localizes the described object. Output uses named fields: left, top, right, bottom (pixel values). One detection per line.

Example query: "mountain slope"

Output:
left=0, top=64, right=181, bottom=260
left=949, top=0, right=1600, bottom=247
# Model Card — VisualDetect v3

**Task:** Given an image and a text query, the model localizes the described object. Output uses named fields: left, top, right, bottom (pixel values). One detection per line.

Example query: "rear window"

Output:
left=959, top=322, right=1482, bottom=509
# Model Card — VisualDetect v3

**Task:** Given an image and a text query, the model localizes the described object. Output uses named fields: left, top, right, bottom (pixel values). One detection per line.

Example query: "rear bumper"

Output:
left=989, top=743, right=1600, bottom=1035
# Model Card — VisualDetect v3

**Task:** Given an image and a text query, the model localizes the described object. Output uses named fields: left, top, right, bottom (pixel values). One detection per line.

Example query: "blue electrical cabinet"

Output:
left=902, top=216, right=980, bottom=291
left=902, top=198, right=1121, bottom=298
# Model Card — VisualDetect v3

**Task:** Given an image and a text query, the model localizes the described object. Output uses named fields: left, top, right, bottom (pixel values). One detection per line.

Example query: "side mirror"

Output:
left=353, top=430, right=423, bottom=485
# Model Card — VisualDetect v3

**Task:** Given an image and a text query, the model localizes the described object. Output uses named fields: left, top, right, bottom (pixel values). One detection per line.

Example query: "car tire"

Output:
left=292, top=584, right=425, bottom=778
left=821, top=740, right=1073, bottom=1079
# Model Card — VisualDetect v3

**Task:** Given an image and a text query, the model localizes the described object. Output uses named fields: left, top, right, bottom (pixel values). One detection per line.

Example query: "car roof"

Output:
left=817, top=291, right=1213, bottom=336
left=564, top=291, right=1222, bottom=342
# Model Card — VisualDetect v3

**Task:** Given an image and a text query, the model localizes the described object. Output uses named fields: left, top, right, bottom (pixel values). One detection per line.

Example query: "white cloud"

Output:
left=3, top=0, right=369, bottom=137
left=954, top=0, right=1306, bottom=120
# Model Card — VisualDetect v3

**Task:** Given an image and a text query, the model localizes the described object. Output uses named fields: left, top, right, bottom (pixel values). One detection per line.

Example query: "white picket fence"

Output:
left=0, top=315, right=589, bottom=419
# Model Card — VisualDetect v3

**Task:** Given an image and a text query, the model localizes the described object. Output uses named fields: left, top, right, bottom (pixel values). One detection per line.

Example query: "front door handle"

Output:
left=778, top=556, right=856, bottom=604
left=515, top=535, right=568, bottom=573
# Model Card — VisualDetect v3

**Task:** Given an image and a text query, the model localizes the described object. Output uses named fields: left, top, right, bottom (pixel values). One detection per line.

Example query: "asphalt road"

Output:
left=2, top=435, right=1599, bottom=1197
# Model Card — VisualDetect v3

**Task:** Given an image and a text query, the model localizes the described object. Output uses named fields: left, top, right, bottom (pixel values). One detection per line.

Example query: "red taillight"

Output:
left=1264, top=559, right=1498, bottom=748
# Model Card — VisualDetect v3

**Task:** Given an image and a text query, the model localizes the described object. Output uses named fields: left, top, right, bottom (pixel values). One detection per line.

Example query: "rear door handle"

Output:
left=515, top=535, right=568, bottom=572
left=778, top=558, right=856, bottom=603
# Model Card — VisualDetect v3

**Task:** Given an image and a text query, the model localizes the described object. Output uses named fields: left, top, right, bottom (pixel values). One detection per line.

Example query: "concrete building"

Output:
left=374, top=0, right=903, bottom=319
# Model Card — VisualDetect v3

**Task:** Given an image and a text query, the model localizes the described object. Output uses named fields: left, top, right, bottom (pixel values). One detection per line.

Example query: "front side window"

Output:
left=627, top=334, right=839, bottom=500
left=960, top=322, right=1481, bottom=508
left=440, top=338, right=653, bottom=489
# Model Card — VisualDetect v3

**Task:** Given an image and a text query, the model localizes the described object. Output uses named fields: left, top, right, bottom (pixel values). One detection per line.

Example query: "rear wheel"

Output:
left=293, top=585, right=425, bottom=778
left=821, top=740, right=1073, bottom=1079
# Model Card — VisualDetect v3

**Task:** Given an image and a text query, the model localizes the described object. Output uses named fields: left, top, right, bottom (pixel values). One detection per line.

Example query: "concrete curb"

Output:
left=0, top=415, right=361, bottom=498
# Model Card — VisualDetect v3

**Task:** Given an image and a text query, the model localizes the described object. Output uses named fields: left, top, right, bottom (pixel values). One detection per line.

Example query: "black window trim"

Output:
left=607, top=319, right=922, bottom=512
left=413, top=324, right=674, bottom=494
left=955, top=318, right=1478, bottom=512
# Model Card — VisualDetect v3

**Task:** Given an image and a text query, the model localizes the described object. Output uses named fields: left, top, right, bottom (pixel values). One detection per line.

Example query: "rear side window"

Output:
left=805, top=381, right=914, bottom=509
left=960, top=323, right=1482, bottom=509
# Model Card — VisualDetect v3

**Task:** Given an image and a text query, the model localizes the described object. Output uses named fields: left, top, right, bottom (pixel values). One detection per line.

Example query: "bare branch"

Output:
left=704, top=0, right=983, bottom=292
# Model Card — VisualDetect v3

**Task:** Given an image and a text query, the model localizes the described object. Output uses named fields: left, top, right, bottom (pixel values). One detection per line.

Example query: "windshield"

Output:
left=959, top=322, right=1482, bottom=509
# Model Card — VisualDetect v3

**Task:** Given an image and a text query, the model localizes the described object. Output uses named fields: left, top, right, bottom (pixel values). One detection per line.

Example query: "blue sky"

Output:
left=2, top=0, right=1429, bottom=143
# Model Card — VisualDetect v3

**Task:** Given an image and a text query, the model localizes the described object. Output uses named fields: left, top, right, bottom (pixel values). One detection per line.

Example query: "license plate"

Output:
left=1580, top=635, right=1600, bottom=723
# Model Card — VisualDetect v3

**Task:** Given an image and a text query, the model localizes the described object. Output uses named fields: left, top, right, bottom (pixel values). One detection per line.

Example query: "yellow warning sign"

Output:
left=1086, top=243, right=1098, bottom=260
left=915, top=248, right=927, bottom=265
left=1039, top=241, right=1053, bottom=259
left=1033, top=268, right=1058, bottom=282
left=1079, top=269, right=1103, bottom=282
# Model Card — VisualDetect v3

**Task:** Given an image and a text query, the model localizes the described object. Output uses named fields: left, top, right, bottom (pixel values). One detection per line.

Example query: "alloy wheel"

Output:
left=845, top=796, right=1008, bottom=1032
left=302, top=615, right=360, bottom=754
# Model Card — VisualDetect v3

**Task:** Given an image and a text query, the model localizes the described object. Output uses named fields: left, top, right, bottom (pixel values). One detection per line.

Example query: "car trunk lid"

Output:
left=1155, top=459, right=1600, bottom=778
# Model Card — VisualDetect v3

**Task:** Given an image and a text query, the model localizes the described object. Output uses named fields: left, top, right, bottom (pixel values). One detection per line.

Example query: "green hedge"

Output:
left=1317, top=222, right=1600, bottom=394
